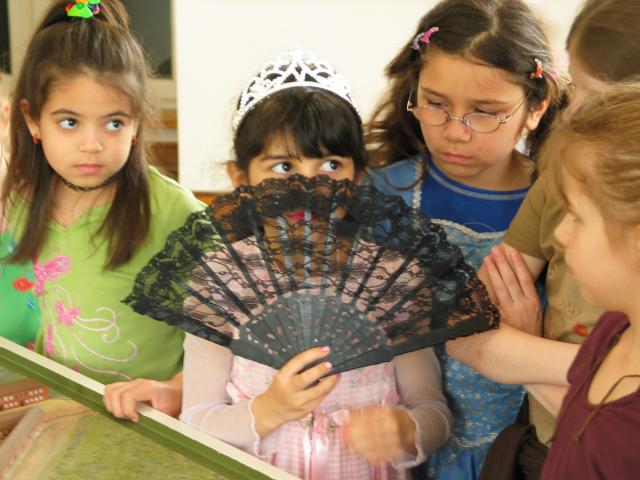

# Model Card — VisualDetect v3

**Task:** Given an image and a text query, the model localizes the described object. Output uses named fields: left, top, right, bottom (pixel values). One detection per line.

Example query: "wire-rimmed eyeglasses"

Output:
left=406, top=90, right=528, bottom=134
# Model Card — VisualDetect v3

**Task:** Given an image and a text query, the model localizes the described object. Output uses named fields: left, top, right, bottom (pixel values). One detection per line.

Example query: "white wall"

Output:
left=177, top=0, right=585, bottom=191
left=5, top=0, right=50, bottom=81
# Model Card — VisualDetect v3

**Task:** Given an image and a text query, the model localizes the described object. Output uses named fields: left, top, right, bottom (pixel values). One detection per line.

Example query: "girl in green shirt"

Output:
left=1, top=0, right=202, bottom=402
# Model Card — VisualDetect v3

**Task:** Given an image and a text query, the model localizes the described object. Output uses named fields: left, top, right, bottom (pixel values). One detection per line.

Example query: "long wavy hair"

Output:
left=367, top=0, right=565, bottom=169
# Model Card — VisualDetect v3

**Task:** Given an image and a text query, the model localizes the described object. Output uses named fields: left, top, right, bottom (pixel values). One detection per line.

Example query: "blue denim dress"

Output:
left=372, top=156, right=527, bottom=480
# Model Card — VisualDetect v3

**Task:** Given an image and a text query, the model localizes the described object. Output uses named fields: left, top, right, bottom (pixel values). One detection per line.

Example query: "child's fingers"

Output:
left=491, top=247, right=524, bottom=302
left=280, top=346, right=331, bottom=380
left=344, top=407, right=404, bottom=463
left=103, top=381, right=148, bottom=422
left=103, top=382, right=129, bottom=417
left=103, top=382, right=117, bottom=413
left=117, top=387, right=141, bottom=422
left=299, top=373, right=340, bottom=406
left=508, top=250, right=537, bottom=298
left=483, top=256, right=510, bottom=306
left=295, top=360, right=334, bottom=391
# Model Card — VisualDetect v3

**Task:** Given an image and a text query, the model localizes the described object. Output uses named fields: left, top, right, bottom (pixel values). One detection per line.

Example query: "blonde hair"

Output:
left=542, top=81, right=640, bottom=227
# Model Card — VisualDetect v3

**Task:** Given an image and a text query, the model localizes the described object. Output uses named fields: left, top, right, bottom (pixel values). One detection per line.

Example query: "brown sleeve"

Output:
left=503, top=170, right=551, bottom=260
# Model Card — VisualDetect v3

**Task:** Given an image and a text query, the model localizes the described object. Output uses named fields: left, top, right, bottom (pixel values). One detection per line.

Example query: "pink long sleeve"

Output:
left=180, top=334, right=262, bottom=454
left=393, top=348, right=452, bottom=467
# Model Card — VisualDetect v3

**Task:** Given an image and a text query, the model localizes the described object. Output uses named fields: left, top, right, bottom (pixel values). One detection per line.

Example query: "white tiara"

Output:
left=232, top=48, right=360, bottom=131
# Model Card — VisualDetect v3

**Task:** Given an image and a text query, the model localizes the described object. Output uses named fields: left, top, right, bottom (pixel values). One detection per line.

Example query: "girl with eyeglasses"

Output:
left=367, top=0, right=565, bottom=478
left=441, top=1, right=640, bottom=478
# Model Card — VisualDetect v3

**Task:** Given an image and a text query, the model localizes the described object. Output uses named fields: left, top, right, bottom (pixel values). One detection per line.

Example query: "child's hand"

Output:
left=252, top=346, right=339, bottom=438
left=344, top=406, right=417, bottom=463
left=484, top=246, right=542, bottom=335
left=103, top=373, right=183, bottom=422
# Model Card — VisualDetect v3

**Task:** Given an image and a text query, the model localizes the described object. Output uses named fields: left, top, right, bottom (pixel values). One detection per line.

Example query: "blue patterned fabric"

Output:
left=372, top=155, right=527, bottom=480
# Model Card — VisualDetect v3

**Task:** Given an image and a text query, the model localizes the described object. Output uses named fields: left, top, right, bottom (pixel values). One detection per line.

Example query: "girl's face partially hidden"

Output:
left=227, top=133, right=358, bottom=270
left=554, top=153, right=639, bottom=313
left=228, top=133, right=357, bottom=188
left=414, top=50, right=547, bottom=191
left=22, top=74, right=138, bottom=191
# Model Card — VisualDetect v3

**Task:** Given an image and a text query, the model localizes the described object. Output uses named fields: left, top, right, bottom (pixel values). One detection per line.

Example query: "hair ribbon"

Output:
left=66, top=0, right=101, bottom=18
left=411, top=27, right=439, bottom=51
left=530, top=58, right=544, bottom=79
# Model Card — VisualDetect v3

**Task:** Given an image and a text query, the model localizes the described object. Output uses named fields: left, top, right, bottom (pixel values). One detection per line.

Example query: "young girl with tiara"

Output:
left=536, top=82, right=640, bottom=479
left=440, top=1, right=640, bottom=477
left=128, top=48, right=455, bottom=480
left=367, top=0, right=564, bottom=477
left=1, top=0, right=202, bottom=402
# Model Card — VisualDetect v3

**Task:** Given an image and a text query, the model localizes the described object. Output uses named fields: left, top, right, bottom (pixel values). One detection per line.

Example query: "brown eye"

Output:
left=321, top=159, right=340, bottom=171
left=272, top=162, right=293, bottom=174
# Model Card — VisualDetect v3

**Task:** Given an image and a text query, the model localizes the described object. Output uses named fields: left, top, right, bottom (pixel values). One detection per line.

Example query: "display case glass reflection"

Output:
left=0, top=339, right=294, bottom=480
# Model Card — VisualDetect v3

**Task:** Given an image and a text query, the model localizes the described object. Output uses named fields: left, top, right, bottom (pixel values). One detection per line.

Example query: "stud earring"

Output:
left=131, top=136, right=138, bottom=145
left=32, top=134, right=40, bottom=144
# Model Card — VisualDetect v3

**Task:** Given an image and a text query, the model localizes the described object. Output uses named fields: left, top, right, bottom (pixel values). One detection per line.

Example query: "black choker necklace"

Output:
left=58, top=174, right=117, bottom=192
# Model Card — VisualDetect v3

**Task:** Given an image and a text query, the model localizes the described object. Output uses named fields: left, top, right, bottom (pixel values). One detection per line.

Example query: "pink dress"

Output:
left=181, top=335, right=452, bottom=480
left=229, top=357, right=400, bottom=479
left=180, top=237, right=452, bottom=478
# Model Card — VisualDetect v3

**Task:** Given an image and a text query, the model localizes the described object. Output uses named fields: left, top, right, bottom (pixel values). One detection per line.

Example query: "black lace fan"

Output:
left=125, top=175, right=498, bottom=374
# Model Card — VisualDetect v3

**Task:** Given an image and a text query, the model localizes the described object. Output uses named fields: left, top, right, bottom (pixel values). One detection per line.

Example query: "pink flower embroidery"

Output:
left=55, top=301, right=80, bottom=326
left=34, top=256, right=72, bottom=295
left=45, top=325, right=56, bottom=355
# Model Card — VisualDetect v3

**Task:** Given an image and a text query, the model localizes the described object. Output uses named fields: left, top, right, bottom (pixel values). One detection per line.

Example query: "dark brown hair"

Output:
left=367, top=0, right=565, bottom=168
left=567, top=0, right=640, bottom=83
left=2, top=0, right=156, bottom=269
left=234, top=88, right=368, bottom=173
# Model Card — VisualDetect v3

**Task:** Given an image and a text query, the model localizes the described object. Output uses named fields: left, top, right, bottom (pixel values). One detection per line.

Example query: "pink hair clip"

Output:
left=411, top=26, right=440, bottom=51
left=530, top=58, right=544, bottom=79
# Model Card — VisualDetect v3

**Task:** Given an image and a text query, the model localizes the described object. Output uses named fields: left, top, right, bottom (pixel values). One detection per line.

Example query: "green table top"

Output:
left=1, top=366, right=226, bottom=480
left=0, top=340, right=296, bottom=480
